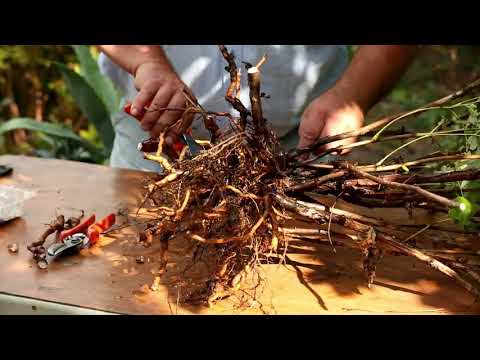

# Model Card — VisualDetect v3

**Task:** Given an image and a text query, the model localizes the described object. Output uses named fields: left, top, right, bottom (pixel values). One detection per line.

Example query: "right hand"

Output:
left=131, top=61, right=194, bottom=144
left=298, top=86, right=365, bottom=154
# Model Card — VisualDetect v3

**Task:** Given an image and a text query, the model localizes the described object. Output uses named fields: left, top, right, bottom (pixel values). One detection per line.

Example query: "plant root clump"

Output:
left=135, top=46, right=480, bottom=308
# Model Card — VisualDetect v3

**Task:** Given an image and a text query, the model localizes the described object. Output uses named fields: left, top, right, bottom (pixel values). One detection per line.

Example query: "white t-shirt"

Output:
left=99, top=45, right=348, bottom=171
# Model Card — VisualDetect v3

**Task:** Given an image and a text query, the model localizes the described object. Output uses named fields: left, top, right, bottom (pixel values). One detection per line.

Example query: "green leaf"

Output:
left=0, top=117, right=104, bottom=159
left=448, top=196, right=480, bottom=226
left=34, top=148, right=56, bottom=159
left=1, top=118, right=83, bottom=142
left=33, top=131, right=57, bottom=148
left=56, top=62, right=115, bottom=153
left=467, top=113, right=478, bottom=126
left=391, top=87, right=409, bottom=103
left=79, top=123, right=100, bottom=144
left=71, top=45, right=121, bottom=115
left=462, top=180, right=480, bottom=203
left=466, top=135, right=479, bottom=151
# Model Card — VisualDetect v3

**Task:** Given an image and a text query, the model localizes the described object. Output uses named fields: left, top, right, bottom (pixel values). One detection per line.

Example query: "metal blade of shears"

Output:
left=180, top=134, right=203, bottom=158
left=43, top=233, right=89, bottom=265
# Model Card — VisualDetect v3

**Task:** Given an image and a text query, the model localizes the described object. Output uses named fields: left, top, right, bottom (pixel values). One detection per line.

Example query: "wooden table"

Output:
left=1, top=155, right=479, bottom=315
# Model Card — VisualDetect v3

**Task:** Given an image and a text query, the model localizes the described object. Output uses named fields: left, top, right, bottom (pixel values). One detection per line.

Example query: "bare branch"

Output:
left=339, top=162, right=460, bottom=209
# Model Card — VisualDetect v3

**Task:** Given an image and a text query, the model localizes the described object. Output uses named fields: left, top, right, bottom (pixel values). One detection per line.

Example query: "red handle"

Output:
left=59, top=214, right=96, bottom=242
left=124, top=102, right=187, bottom=153
left=87, top=213, right=116, bottom=245
left=124, top=102, right=150, bottom=121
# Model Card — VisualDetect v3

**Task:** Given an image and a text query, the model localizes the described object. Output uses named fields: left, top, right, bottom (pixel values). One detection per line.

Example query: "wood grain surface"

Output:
left=1, top=155, right=479, bottom=315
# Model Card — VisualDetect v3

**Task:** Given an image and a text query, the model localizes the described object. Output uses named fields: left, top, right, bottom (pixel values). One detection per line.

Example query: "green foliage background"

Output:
left=1, top=45, right=479, bottom=163
left=0, top=45, right=479, bottom=225
left=0, top=45, right=117, bottom=163
left=1, top=46, right=479, bottom=160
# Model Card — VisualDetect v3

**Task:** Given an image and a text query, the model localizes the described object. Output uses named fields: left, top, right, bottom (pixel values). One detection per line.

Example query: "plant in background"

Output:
left=0, top=45, right=120, bottom=164
left=449, top=196, right=479, bottom=227
left=437, top=102, right=480, bottom=228
left=373, top=96, right=480, bottom=228
left=56, top=45, right=122, bottom=156
left=0, top=117, right=104, bottom=163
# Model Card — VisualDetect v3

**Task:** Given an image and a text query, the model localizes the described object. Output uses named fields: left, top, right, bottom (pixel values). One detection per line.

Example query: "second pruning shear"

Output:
left=124, top=102, right=202, bottom=158
left=42, top=213, right=116, bottom=266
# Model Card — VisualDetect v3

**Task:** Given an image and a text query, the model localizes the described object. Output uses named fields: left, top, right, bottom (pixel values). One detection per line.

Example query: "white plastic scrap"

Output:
left=0, top=185, right=36, bottom=223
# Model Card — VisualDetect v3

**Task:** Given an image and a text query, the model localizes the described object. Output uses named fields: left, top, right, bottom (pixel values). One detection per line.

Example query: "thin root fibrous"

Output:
left=135, top=46, right=480, bottom=308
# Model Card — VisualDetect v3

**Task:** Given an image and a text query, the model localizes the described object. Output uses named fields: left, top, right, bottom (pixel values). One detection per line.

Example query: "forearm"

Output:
left=97, top=45, right=176, bottom=76
left=334, top=45, right=418, bottom=112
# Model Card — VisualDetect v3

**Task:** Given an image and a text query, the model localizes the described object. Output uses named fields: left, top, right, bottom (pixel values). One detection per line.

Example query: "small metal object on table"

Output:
left=0, top=165, right=13, bottom=177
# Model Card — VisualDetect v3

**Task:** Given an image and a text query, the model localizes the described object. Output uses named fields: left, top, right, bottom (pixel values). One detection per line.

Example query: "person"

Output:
left=97, top=45, right=417, bottom=172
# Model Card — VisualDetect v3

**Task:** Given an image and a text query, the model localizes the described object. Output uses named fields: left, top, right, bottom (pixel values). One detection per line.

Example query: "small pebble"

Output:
left=37, top=260, right=48, bottom=270
left=136, top=255, right=145, bottom=264
left=134, top=284, right=150, bottom=296
left=7, top=243, right=19, bottom=254
left=150, top=276, right=161, bottom=292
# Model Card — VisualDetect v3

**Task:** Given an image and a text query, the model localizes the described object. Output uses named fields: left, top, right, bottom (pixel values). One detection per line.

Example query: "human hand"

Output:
left=298, top=86, right=365, bottom=154
left=131, top=61, right=194, bottom=144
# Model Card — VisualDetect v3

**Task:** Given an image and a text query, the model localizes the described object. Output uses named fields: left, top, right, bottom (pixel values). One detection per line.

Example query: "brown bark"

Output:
left=339, top=163, right=460, bottom=209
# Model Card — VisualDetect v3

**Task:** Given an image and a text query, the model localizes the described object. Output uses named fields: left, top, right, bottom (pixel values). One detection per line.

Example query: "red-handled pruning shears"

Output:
left=43, top=213, right=116, bottom=265
left=124, top=102, right=202, bottom=157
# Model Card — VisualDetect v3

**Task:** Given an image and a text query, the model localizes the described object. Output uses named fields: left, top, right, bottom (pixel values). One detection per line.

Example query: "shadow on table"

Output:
left=164, top=236, right=480, bottom=315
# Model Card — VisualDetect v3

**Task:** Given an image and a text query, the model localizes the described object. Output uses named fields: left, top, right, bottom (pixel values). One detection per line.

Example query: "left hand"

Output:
left=298, top=45, right=418, bottom=154
left=298, top=86, right=365, bottom=154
